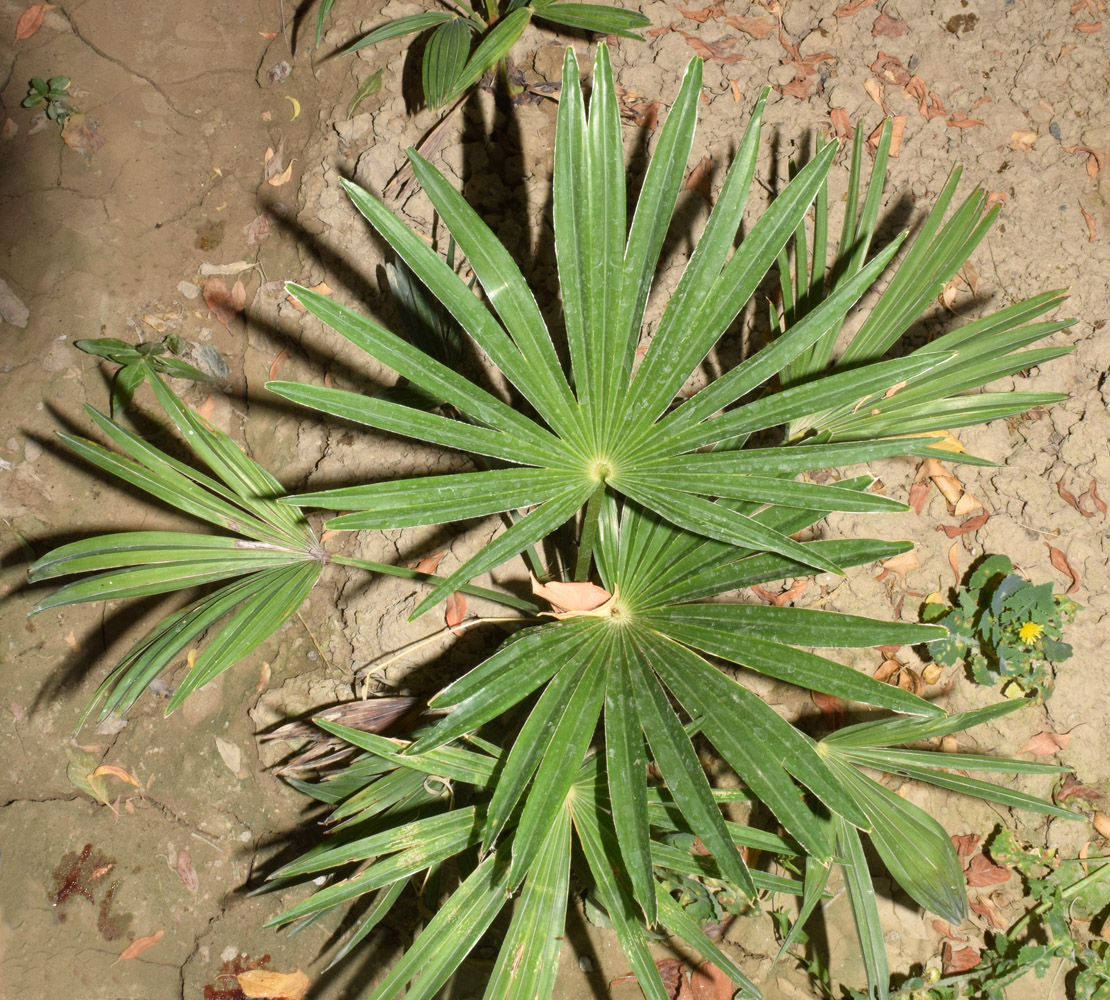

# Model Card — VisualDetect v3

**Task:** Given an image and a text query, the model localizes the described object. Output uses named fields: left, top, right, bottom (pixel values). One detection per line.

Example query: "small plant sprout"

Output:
left=923, top=554, right=1080, bottom=701
left=22, top=75, right=74, bottom=124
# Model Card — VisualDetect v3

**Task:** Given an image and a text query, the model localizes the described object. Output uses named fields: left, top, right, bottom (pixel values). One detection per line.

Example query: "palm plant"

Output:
left=254, top=46, right=1076, bottom=999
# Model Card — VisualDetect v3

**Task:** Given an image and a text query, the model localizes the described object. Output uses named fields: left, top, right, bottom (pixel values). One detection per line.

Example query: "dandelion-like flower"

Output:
left=1018, top=621, right=1044, bottom=643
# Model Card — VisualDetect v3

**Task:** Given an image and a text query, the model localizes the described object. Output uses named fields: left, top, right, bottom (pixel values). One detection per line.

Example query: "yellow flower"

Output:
left=1018, top=621, right=1044, bottom=643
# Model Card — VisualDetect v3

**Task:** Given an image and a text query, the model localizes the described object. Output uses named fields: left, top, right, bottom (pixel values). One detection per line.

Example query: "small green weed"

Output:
left=22, top=75, right=74, bottom=124
left=922, top=554, right=1080, bottom=700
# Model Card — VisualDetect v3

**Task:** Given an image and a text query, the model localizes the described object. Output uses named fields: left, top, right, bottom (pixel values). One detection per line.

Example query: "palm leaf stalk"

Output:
left=261, top=45, right=1074, bottom=999
left=26, top=362, right=534, bottom=726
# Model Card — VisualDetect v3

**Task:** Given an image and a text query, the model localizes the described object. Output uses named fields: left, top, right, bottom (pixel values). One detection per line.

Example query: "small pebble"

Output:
left=1049, top=121, right=1062, bottom=140
left=578, top=956, right=594, bottom=972
left=23, top=439, right=42, bottom=463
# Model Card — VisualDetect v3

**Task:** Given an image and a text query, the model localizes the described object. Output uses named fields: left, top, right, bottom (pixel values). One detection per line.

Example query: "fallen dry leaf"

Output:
left=532, top=576, right=612, bottom=614
left=1, top=117, right=17, bottom=141
left=1019, top=730, right=1071, bottom=756
left=880, top=550, right=920, bottom=577
left=268, top=347, right=289, bottom=381
left=1093, top=812, right=1110, bottom=840
left=1064, top=143, right=1107, bottom=177
left=833, top=0, right=875, bottom=15
left=863, top=77, right=888, bottom=112
left=61, top=113, right=106, bottom=156
left=1079, top=203, right=1097, bottom=242
left=246, top=211, right=273, bottom=250
left=114, top=930, right=164, bottom=964
left=689, top=961, right=732, bottom=1000
left=937, top=512, right=990, bottom=538
left=236, top=968, right=311, bottom=1000
left=1009, top=129, right=1038, bottom=151
left=948, top=541, right=961, bottom=582
left=984, top=190, right=1008, bottom=211
left=176, top=848, right=199, bottom=893
left=943, top=942, right=980, bottom=974
left=214, top=736, right=242, bottom=776
left=729, top=79, right=742, bottom=102
left=723, top=14, right=775, bottom=37
left=16, top=3, right=54, bottom=39
left=872, top=11, right=906, bottom=35
left=1080, top=479, right=1107, bottom=515
left=1057, top=475, right=1093, bottom=516
left=946, top=113, right=985, bottom=129
left=684, top=155, right=714, bottom=202
left=675, top=2, right=723, bottom=22
left=445, top=592, right=467, bottom=635
left=676, top=30, right=746, bottom=63
left=196, top=395, right=216, bottom=421
left=965, top=853, right=1011, bottom=887
left=922, top=662, right=943, bottom=684
left=812, top=690, right=846, bottom=730
left=1055, top=774, right=1102, bottom=804
left=919, top=458, right=965, bottom=507
left=257, top=659, right=272, bottom=691
left=203, top=277, right=246, bottom=326
left=869, top=115, right=905, bottom=156
left=1045, top=543, right=1081, bottom=593
left=871, top=51, right=911, bottom=86
left=412, top=552, right=445, bottom=575
left=952, top=492, right=983, bottom=517
left=829, top=106, right=852, bottom=139
left=779, top=77, right=814, bottom=99
left=91, top=764, right=142, bottom=789
left=907, top=479, right=931, bottom=514
left=1074, top=20, right=1102, bottom=30
left=951, top=833, right=981, bottom=861
left=970, top=895, right=1008, bottom=930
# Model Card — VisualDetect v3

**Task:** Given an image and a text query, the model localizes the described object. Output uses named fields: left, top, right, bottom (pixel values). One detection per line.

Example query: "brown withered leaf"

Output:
left=970, top=896, right=1009, bottom=930
left=412, top=551, right=445, bottom=575
left=114, top=930, right=164, bottom=964
left=948, top=541, right=961, bottom=583
left=203, top=277, right=246, bottom=327
left=1093, top=812, right=1110, bottom=840
left=937, top=512, right=990, bottom=538
left=1079, top=203, right=1097, bottom=242
left=951, top=833, right=981, bottom=861
left=1055, top=774, right=1102, bottom=804
left=689, top=960, right=732, bottom=1000
left=532, top=577, right=612, bottom=614
left=723, top=15, right=775, bottom=38
left=946, top=113, right=986, bottom=129
left=236, top=968, right=311, bottom=1000
left=779, top=77, right=814, bottom=99
left=1081, top=479, right=1107, bottom=515
left=1074, top=20, right=1102, bottom=31
left=833, top=0, right=875, bottom=15
left=16, top=3, right=54, bottom=39
left=90, top=764, right=141, bottom=789
left=684, top=156, right=713, bottom=202
left=61, top=113, right=106, bottom=156
left=1045, top=544, right=1081, bottom=593
left=871, top=51, right=911, bottom=86
left=676, top=2, right=723, bottom=22
left=965, top=853, right=1011, bottom=887
left=872, top=11, right=907, bottom=36
left=984, top=190, right=1008, bottom=210
left=880, top=550, right=920, bottom=577
left=908, top=479, right=931, bottom=514
left=942, top=942, right=980, bottom=975
left=1009, top=129, right=1038, bottom=151
left=246, top=211, right=273, bottom=250
left=1064, top=144, right=1107, bottom=177
left=869, top=115, right=905, bottom=156
left=812, top=690, right=846, bottom=731
left=829, top=107, right=853, bottom=139
left=445, top=592, right=467, bottom=635
left=676, top=30, right=747, bottom=62
left=177, top=848, right=199, bottom=893
left=1019, top=730, right=1071, bottom=756
left=1057, top=475, right=1093, bottom=516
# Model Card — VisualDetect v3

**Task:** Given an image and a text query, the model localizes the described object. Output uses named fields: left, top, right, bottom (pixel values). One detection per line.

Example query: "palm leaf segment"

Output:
left=28, top=368, right=325, bottom=722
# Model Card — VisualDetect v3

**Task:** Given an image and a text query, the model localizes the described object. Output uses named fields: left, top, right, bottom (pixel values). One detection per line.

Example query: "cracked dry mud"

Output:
left=1, top=1, right=1108, bottom=998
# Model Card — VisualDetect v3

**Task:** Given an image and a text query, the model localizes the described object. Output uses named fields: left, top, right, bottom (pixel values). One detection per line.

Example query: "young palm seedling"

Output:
left=256, top=45, right=1076, bottom=1000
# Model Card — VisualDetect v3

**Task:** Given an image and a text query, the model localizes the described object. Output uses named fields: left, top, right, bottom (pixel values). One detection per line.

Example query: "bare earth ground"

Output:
left=1, top=0, right=1108, bottom=997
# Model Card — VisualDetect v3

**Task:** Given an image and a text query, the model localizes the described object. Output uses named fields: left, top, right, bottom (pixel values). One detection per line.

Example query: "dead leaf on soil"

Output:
left=951, top=833, right=981, bottom=861
left=91, top=764, right=142, bottom=790
left=946, top=113, right=986, bottom=129
left=1019, top=730, right=1071, bottom=755
left=907, top=479, right=931, bottom=514
left=947, top=541, right=961, bottom=582
left=872, top=11, right=906, bottom=35
left=532, top=576, right=613, bottom=615
left=1057, top=475, right=1094, bottom=516
left=943, top=942, right=981, bottom=975
left=203, top=277, right=246, bottom=326
left=829, top=107, right=852, bottom=139
left=689, top=961, right=732, bottom=1000
left=16, top=4, right=55, bottom=40
left=684, top=155, right=714, bottom=202
left=984, top=189, right=1008, bottom=210
left=445, top=592, right=467, bottom=635
left=177, top=848, right=199, bottom=893
left=863, top=77, right=888, bottom=113
left=833, top=0, right=875, bottom=15
left=1055, top=774, right=1102, bottom=804
left=1080, top=479, right=1107, bottom=515
left=1079, top=202, right=1097, bottom=241
left=214, top=736, right=242, bottom=776
left=114, top=930, right=164, bottom=964
left=869, top=115, right=905, bottom=156
left=236, top=968, right=311, bottom=1000
left=1064, top=143, right=1107, bottom=177
left=676, top=2, right=723, bottom=22
left=812, top=690, right=846, bottom=730
left=937, top=512, right=990, bottom=538
left=871, top=51, right=911, bottom=86
left=779, top=77, right=814, bottom=99
left=412, top=552, right=445, bottom=575
left=1074, top=20, right=1103, bottom=31
left=1009, top=129, right=1039, bottom=151
left=965, top=852, right=1011, bottom=887
left=723, top=14, right=775, bottom=38
left=1, top=117, right=16, bottom=141
left=246, top=211, right=273, bottom=250
left=61, top=113, right=106, bottom=156
left=1045, top=543, right=1081, bottom=593
left=676, top=30, right=747, bottom=62
left=1093, top=812, right=1110, bottom=840
left=880, top=550, right=920, bottom=577
left=970, top=895, right=1008, bottom=929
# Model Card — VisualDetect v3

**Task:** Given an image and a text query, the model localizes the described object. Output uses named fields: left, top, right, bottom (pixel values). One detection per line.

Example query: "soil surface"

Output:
left=1, top=1, right=1108, bottom=998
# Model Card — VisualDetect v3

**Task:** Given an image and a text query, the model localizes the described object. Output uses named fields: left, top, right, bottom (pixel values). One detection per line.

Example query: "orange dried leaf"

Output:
left=1064, top=143, right=1108, bottom=176
left=268, top=347, right=289, bottom=381
left=531, top=576, right=612, bottom=614
left=863, top=77, right=887, bottom=111
left=829, top=106, right=852, bottom=139
left=1081, top=479, right=1107, bottom=515
left=965, top=853, right=1011, bottom=887
left=684, top=155, right=714, bottom=202
left=952, top=492, right=983, bottom=517
left=176, top=848, right=199, bottom=893
left=1093, top=812, right=1110, bottom=840
left=729, top=79, right=742, bottom=102
left=1046, top=543, right=1081, bottom=593
left=676, top=30, right=746, bottom=62
left=951, top=833, right=981, bottom=861
left=723, top=14, right=775, bottom=38
left=984, top=190, right=1008, bottom=210
left=690, top=961, right=732, bottom=1000
left=1019, top=730, right=1071, bottom=755
left=946, top=113, right=986, bottom=129
left=908, top=479, right=931, bottom=514
left=236, top=968, right=311, bottom=1000
left=676, top=2, right=723, bottom=23
left=869, top=115, right=905, bottom=156
left=937, top=512, right=990, bottom=538
left=413, top=551, right=445, bottom=574
left=91, top=764, right=142, bottom=788
left=1079, top=203, right=1097, bottom=241
left=948, top=541, right=961, bottom=582
left=16, top=4, right=54, bottom=40
left=779, top=77, right=813, bottom=99
left=880, top=550, right=920, bottom=577
left=445, top=592, right=467, bottom=635
left=969, top=896, right=1009, bottom=930
left=1074, top=20, right=1102, bottom=31
left=872, top=11, right=907, bottom=36
left=203, top=277, right=242, bottom=327
left=1009, top=129, right=1038, bottom=151
left=833, top=0, right=875, bottom=15
left=114, top=930, right=164, bottom=964
left=871, top=51, right=910, bottom=85
left=943, top=943, right=980, bottom=975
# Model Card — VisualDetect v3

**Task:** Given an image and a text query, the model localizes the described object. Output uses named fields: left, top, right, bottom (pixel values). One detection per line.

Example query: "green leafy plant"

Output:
left=32, top=44, right=1078, bottom=1000
left=320, top=0, right=649, bottom=108
left=75, top=335, right=219, bottom=416
left=22, top=75, right=74, bottom=124
left=923, top=554, right=1080, bottom=700
left=865, top=827, right=1110, bottom=1000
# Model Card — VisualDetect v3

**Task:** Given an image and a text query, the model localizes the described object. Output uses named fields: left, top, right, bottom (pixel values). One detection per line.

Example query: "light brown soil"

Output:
left=1, top=0, right=1107, bottom=997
